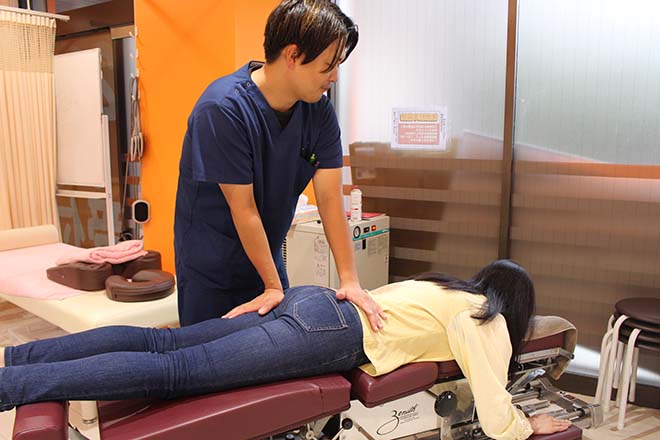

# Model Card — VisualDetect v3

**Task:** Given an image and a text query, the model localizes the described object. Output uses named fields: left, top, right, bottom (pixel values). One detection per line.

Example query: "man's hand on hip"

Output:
left=336, top=282, right=387, bottom=332
left=222, top=288, right=285, bottom=319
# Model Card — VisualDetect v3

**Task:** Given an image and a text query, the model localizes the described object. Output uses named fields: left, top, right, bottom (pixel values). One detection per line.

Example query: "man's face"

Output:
left=292, top=40, right=341, bottom=103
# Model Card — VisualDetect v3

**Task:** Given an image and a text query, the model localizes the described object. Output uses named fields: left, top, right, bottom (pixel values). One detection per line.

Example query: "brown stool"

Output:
left=596, top=297, right=660, bottom=429
left=615, top=298, right=660, bottom=325
left=614, top=312, right=660, bottom=333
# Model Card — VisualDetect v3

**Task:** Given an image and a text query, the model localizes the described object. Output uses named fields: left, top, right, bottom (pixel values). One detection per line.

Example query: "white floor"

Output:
left=0, top=409, right=13, bottom=440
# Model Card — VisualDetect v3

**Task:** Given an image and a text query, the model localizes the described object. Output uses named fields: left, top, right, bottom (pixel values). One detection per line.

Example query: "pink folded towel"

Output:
left=55, top=240, right=148, bottom=265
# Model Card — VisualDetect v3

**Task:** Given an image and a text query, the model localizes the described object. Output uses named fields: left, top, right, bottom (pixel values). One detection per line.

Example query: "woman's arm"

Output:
left=447, top=311, right=570, bottom=439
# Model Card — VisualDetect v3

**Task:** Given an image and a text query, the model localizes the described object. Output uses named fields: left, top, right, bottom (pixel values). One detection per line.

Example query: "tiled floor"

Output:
left=1, top=298, right=658, bottom=439
left=583, top=403, right=660, bottom=439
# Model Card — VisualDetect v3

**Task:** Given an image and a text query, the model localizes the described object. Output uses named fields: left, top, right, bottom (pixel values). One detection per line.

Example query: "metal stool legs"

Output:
left=594, top=315, right=614, bottom=403
left=616, top=328, right=641, bottom=430
left=600, top=314, right=629, bottom=412
left=596, top=313, right=649, bottom=430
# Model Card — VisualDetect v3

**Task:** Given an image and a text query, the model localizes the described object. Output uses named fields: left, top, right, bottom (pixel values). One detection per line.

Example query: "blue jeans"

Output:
left=0, top=286, right=368, bottom=409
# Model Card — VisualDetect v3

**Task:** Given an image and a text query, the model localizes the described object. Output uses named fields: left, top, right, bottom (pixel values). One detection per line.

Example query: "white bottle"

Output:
left=350, top=186, right=362, bottom=222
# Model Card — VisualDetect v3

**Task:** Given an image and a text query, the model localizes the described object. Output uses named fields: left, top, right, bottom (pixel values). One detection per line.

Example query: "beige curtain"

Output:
left=0, top=10, right=58, bottom=230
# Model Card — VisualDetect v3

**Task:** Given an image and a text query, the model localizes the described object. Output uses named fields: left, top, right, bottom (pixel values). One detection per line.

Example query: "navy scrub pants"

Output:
left=176, top=270, right=265, bottom=326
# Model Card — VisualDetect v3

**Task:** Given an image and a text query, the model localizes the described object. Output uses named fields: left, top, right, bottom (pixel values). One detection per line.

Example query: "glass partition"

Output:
left=337, top=0, right=508, bottom=281
left=511, top=0, right=660, bottom=381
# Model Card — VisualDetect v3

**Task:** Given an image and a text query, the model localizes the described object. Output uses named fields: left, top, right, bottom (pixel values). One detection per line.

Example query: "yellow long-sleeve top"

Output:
left=353, top=279, right=534, bottom=440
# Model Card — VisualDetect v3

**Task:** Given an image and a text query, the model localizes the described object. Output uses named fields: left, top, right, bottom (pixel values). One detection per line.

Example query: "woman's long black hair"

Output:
left=413, top=259, right=536, bottom=356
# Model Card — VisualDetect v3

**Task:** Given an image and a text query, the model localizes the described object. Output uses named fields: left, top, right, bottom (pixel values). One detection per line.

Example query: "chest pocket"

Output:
left=294, top=155, right=317, bottom=196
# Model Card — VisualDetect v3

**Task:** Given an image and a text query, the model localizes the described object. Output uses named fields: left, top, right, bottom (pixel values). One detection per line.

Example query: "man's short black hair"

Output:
left=264, top=0, right=358, bottom=72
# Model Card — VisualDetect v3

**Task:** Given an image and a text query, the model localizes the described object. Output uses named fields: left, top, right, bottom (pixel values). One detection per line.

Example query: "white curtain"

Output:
left=0, top=10, right=58, bottom=230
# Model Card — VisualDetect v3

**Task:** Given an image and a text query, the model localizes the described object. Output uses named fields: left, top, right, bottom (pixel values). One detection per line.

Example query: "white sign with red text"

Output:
left=392, top=107, right=447, bottom=150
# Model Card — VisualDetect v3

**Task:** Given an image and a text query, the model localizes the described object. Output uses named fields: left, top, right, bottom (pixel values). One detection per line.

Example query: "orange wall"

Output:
left=135, top=0, right=279, bottom=272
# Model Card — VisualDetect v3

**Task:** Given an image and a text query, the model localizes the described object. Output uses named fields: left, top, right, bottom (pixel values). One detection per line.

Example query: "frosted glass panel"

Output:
left=516, top=0, right=660, bottom=165
left=512, top=0, right=660, bottom=383
left=336, top=0, right=508, bottom=281
left=337, top=0, right=507, bottom=155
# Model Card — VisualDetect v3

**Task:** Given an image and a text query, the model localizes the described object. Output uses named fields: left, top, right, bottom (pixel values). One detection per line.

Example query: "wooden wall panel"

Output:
left=510, top=156, right=660, bottom=376
left=349, top=142, right=502, bottom=282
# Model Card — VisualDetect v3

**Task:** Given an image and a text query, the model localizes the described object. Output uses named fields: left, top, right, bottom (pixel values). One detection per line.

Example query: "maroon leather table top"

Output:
left=13, top=402, right=68, bottom=440
left=97, top=374, right=350, bottom=440
left=347, top=332, right=566, bottom=408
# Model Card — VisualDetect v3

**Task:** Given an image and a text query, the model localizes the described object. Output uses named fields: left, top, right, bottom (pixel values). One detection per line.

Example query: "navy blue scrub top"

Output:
left=174, top=62, right=343, bottom=291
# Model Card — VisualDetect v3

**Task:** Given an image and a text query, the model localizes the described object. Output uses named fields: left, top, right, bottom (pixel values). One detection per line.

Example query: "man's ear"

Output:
left=282, top=44, right=301, bottom=68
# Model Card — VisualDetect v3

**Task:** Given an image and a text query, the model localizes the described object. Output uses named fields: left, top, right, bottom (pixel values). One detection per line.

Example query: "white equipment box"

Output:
left=284, top=216, right=390, bottom=290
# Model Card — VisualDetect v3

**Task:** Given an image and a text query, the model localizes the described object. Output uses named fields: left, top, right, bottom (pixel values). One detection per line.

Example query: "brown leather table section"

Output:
left=97, top=374, right=350, bottom=440
left=12, top=402, right=68, bottom=440
left=347, top=332, right=568, bottom=408
left=520, top=333, right=565, bottom=354
left=345, top=362, right=439, bottom=408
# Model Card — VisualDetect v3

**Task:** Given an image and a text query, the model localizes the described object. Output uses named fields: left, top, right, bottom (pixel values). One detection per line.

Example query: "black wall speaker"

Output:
left=132, top=199, right=150, bottom=224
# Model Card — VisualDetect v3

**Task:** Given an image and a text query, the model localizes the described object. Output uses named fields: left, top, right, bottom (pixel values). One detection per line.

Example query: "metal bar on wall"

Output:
left=498, top=0, right=518, bottom=259
left=0, top=4, right=69, bottom=21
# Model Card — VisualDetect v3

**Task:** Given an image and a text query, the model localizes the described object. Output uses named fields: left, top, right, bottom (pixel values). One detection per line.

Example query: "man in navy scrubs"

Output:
left=174, top=0, right=386, bottom=331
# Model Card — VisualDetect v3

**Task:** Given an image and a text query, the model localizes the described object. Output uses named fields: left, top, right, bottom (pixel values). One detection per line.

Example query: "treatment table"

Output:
left=0, top=225, right=179, bottom=425
left=0, top=225, right=178, bottom=333
left=12, top=316, right=601, bottom=440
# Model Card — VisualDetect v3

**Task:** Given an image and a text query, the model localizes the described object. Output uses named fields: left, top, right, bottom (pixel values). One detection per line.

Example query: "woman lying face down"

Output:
left=0, top=259, right=570, bottom=439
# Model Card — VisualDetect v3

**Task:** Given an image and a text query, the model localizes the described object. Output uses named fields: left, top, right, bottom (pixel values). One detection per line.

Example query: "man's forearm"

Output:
left=230, top=208, right=283, bottom=290
left=317, top=194, right=359, bottom=285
